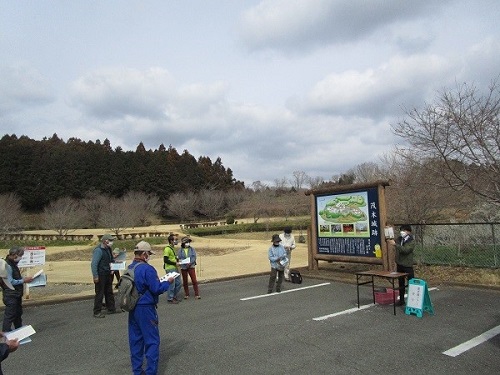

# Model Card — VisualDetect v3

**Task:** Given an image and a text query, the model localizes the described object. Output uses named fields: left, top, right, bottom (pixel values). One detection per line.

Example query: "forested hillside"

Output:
left=0, top=134, right=244, bottom=211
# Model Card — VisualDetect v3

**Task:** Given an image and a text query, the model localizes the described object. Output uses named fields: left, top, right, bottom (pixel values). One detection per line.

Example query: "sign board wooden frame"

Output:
left=305, top=180, right=392, bottom=270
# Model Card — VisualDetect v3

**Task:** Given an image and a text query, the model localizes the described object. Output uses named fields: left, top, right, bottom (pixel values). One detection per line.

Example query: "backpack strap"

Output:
left=131, top=262, right=146, bottom=295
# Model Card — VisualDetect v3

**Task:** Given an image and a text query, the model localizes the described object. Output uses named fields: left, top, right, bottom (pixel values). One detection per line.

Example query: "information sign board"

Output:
left=18, top=246, right=46, bottom=268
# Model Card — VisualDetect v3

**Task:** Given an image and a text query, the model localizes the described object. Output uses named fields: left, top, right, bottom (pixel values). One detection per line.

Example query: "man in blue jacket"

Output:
left=128, top=241, right=174, bottom=375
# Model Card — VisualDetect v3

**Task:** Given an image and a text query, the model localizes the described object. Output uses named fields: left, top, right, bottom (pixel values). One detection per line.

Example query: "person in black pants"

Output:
left=90, top=234, right=118, bottom=318
left=389, top=225, right=415, bottom=305
left=1, top=248, right=33, bottom=332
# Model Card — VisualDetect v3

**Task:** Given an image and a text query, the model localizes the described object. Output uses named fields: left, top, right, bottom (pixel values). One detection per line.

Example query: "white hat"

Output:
left=0, top=259, right=14, bottom=290
left=134, top=241, right=155, bottom=254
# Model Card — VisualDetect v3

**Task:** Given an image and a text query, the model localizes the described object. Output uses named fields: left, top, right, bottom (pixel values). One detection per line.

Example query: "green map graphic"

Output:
left=318, top=195, right=367, bottom=223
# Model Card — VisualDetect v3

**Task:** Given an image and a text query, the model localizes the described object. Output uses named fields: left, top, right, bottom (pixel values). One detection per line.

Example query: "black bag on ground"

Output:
left=290, top=269, right=302, bottom=284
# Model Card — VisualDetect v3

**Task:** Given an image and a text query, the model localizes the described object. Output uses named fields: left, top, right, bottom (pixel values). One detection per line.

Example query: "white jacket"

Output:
left=279, top=233, right=296, bottom=251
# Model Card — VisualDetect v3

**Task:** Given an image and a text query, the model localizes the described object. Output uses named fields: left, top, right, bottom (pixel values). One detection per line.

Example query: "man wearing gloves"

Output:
left=128, top=241, right=174, bottom=375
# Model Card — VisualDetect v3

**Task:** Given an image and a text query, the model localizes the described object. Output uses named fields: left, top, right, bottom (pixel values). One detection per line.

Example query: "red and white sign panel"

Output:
left=18, top=246, right=46, bottom=267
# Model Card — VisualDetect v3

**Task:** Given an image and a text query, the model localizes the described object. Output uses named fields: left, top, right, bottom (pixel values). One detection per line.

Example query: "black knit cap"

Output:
left=400, top=225, right=412, bottom=232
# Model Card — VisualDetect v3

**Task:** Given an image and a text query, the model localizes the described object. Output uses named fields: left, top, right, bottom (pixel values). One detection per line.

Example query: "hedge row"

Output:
left=184, top=218, right=311, bottom=237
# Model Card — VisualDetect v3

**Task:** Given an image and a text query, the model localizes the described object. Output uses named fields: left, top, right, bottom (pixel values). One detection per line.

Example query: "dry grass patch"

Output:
left=45, top=243, right=252, bottom=261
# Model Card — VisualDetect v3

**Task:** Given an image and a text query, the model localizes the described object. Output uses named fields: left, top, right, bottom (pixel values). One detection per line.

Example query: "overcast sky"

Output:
left=1, top=0, right=499, bottom=187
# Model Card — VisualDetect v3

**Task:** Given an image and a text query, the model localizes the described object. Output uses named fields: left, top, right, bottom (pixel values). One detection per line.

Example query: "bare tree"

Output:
left=42, top=197, right=82, bottom=236
left=122, top=191, right=160, bottom=226
left=197, top=189, right=224, bottom=220
left=80, top=189, right=109, bottom=228
left=277, top=192, right=310, bottom=220
left=0, top=193, right=22, bottom=234
left=273, top=177, right=288, bottom=191
left=392, top=79, right=500, bottom=205
left=98, top=197, right=135, bottom=235
left=292, top=171, right=309, bottom=190
left=251, top=181, right=267, bottom=192
left=347, top=162, right=385, bottom=183
left=382, top=153, right=473, bottom=224
left=236, top=190, right=275, bottom=223
left=224, top=189, right=247, bottom=213
left=166, top=192, right=198, bottom=222
left=330, top=173, right=355, bottom=185
left=469, top=201, right=500, bottom=222
left=307, top=176, right=324, bottom=190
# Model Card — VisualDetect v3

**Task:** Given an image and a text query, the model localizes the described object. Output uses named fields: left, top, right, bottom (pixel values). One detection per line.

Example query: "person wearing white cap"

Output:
left=2, top=248, right=33, bottom=332
left=90, top=234, right=117, bottom=318
left=128, top=240, right=174, bottom=375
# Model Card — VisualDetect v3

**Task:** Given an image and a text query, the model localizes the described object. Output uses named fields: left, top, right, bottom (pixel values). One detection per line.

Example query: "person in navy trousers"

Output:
left=127, top=241, right=174, bottom=375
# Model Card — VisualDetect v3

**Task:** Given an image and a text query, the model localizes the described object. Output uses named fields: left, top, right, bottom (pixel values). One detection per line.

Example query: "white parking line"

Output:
left=313, top=303, right=375, bottom=320
left=313, top=287, right=439, bottom=321
left=240, top=282, right=331, bottom=301
left=443, top=325, right=500, bottom=357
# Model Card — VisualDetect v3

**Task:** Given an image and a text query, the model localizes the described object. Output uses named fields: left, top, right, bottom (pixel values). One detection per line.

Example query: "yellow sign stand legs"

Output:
left=405, top=278, right=434, bottom=318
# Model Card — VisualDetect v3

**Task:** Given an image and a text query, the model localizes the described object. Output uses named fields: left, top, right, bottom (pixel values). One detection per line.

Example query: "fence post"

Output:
left=491, top=223, right=498, bottom=267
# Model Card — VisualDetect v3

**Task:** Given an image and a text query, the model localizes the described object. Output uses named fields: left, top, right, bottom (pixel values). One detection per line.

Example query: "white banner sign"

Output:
left=18, top=247, right=46, bottom=267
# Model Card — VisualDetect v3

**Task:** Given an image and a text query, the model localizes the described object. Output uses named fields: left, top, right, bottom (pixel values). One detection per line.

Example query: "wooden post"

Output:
left=378, top=184, right=390, bottom=271
left=309, top=193, right=319, bottom=271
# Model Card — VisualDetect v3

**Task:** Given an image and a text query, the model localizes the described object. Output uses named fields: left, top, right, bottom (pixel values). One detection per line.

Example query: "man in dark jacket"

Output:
left=90, top=234, right=117, bottom=318
left=2, top=248, right=33, bottom=331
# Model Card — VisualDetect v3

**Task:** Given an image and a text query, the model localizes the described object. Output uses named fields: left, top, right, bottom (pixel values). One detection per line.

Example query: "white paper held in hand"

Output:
left=27, top=274, right=47, bottom=287
left=4, top=325, right=36, bottom=344
left=32, top=269, right=44, bottom=279
left=179, top=257, right=190, bottom=265
left=159, top=272, right=180, bottom=283
left=110, top=262, right=126, bottom=271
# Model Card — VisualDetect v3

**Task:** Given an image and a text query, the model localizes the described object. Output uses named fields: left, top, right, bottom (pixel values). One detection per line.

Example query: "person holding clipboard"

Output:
left=388, top=225, right=415, bottom=306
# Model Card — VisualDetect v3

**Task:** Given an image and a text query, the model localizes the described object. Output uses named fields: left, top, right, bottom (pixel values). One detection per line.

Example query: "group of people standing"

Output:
left=0, top=223, right=414, bottom=375
left=267, top=224, right=416, bottom=308
left=162, top=235, right=200, bottom=303
left=90, top=233, right=201, bottom=375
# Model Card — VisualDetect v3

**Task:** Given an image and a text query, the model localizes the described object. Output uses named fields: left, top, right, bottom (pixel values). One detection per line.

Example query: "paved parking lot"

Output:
left=4, top=275, right=500, bottom=374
